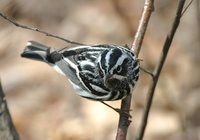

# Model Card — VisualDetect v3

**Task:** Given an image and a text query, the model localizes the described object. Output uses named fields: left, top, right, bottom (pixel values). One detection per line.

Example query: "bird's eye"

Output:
left=116, top=65, right=122, bottom=73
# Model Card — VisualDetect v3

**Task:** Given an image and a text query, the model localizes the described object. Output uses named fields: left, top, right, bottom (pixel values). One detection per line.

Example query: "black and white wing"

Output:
left=55, top=45, right=115, bottom=100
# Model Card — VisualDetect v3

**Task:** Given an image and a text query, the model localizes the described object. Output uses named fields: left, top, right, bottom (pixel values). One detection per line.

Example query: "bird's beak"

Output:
left=21, top=41, right=50, bottom=62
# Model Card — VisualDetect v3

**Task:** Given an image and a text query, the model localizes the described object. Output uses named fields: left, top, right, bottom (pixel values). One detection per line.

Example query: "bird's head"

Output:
left=97, top=47, right=139, bottom=91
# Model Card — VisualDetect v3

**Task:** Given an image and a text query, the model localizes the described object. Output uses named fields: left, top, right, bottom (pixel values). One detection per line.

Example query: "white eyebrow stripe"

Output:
left=105, top=50, right=112, bottom=73
left=109, top=54, right=127, bottom=74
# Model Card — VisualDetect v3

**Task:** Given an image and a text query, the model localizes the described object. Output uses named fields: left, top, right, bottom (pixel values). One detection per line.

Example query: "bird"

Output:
left=21, top=41, right=140, bottom=102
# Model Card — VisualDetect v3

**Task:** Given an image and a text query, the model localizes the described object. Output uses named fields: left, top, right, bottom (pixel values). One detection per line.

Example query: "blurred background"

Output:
left=0, top=0, right=199, bottom=140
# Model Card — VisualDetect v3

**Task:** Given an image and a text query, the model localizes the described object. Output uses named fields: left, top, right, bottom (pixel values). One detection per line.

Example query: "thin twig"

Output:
left=181, top=0, right=194, bottom=17
left=136, top=1, right=187, bottom=140
left=116, top=1, right=154, bottom=140
left=140, top=67, right=154, bottom=77
left=0, top=80, right=20, bottom=140
left=131, top=0, right=154, bottom=55
left=0, top=12, right=86, bottom=46
left=100, top=101, right=132, bottom=118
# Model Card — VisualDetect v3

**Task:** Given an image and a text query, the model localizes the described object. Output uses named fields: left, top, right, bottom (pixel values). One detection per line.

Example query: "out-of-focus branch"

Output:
left=115, top=1, right=154, bottom=140
left=136, top=1, right=187, bottom=140
left=0, top=12, right=86, bottom=46
left=0, top=80, right=20, bottom=140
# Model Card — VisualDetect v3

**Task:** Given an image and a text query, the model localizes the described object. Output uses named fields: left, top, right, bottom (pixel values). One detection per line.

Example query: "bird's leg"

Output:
left=100, top=101, right=132, bottom=118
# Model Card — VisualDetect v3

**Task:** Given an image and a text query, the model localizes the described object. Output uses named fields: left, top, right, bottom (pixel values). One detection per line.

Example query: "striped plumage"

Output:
left=21, top=41, right=139, bottom=101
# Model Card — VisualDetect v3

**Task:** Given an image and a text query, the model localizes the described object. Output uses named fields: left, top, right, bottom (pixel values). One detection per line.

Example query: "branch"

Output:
left=116, top=1, right=154, bottom=140
left=131, top=0, right=154, bottom=55
left=140, top=67, right=154, bottom=77
left=181, top=0, right=194, bottom=17
left=0, top=12, right=86, bottom=46
left=0, top=80, right=20, bottom=140
left=136, top=1, right=187, bottom=140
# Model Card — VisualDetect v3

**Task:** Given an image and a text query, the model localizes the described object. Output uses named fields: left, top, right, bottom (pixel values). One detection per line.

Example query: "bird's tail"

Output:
left=21, top=41, right=53, bottom=63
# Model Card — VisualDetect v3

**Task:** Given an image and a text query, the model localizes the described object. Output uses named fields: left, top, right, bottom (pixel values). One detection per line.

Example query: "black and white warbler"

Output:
left=21, top=41, right=140, bottom=101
